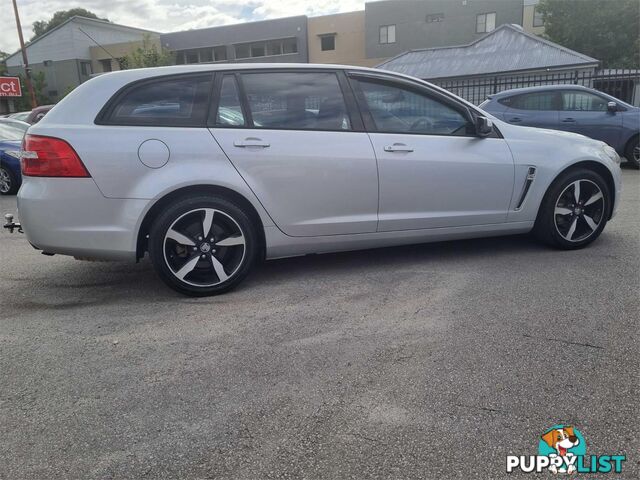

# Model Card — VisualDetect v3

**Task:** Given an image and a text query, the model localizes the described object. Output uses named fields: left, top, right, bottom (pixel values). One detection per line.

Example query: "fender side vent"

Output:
left=515, top=167, right=536, bottom=211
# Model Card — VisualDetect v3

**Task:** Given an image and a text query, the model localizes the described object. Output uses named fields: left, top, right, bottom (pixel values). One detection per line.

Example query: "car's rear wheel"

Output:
left=148, top=195, right=259, bottom=296
left=0, top=166, right=18, bottom=195
left=624, top=136, right=640, bottom=169
left=534, top=168, right=610, bottom=249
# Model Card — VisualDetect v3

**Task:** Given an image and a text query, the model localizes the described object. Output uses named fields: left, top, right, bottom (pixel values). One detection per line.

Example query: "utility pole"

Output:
left=11, top=0, right=37, bottom=108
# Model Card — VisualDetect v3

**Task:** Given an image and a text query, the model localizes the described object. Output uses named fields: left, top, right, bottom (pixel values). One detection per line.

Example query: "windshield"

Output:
left=0, top=122, right=27, bottom=141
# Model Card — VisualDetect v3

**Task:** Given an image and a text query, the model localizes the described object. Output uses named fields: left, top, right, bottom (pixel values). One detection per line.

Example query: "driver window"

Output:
left=356, top=79, right=469, bottom=135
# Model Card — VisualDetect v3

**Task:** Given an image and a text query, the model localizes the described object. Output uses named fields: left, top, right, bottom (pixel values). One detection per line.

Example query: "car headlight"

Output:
left=4, top=150, right=21, bottom=159
left=602, top=145, right=621, bottom=164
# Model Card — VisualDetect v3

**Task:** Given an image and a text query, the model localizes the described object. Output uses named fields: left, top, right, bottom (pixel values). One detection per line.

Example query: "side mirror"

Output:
left=607, top=101, right=618, bottom=113
left=475, top=116, right=494, bottom=137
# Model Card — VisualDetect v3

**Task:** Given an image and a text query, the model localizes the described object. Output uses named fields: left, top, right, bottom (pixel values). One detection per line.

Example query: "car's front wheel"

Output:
left=0, top=166, right=18, bottom=195
left=148, top=195, right=259, bottom=296
left=534, top=168, right=610, bottom=249
left=624, top=136, right=640, bottom=169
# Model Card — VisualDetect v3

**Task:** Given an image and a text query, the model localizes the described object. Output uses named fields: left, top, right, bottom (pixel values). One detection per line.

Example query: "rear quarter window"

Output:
left=98, top=74, right=213, bottom=126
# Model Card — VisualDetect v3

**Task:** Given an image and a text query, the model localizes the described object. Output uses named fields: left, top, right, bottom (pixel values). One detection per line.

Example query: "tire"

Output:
left=148, top=195, right=259, bottom=296
left=0, top=166, right=19, bottom=195
left=533, top=168, right=610, bottom=249
left=624, top=136, right=640, bottom=169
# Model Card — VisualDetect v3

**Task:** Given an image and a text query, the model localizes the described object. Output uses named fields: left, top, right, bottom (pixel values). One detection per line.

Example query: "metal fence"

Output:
left=432, top=70, right=640, bottom=105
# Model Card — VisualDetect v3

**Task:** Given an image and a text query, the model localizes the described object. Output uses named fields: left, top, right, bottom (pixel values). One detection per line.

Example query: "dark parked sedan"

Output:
left=0, top=119, right=28, bottom=195
left=480, top=85, right=640, bottom=168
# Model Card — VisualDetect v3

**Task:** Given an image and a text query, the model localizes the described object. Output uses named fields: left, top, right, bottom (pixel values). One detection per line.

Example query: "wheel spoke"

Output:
left=210, top=256, right=229, bottom=282
left=215, top=235, right=245, bottom=247
left=166, top=229, right=195, bottom=246
left=583, top=214, right=598, bottom=231
left=202, top=209, right=214, bottom=238
left=555, top=207, right=572, bottom=216
left=175, top=255, right=200, bottom=280
left=566, top=217, right=578, bottom=240
left=573, top=181, right=581, bottom=203
left=584, top=191, right=603, bottom=206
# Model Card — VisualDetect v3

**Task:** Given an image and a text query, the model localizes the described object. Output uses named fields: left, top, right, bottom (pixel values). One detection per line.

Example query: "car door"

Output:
left=210, top=70, right=379, bottom=237
left=349, top=73, right=514, bottom=231
left=500, top=90, right=560, bottom=129
left=559, top=90, right=623, bottom=147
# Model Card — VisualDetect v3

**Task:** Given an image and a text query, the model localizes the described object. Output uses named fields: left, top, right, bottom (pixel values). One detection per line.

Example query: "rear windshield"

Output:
left=0, top=123, right=27, bottom=141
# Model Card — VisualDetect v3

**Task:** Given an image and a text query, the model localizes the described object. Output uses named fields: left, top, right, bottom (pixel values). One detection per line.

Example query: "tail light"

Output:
left=21, top=134, right=90, bottom=177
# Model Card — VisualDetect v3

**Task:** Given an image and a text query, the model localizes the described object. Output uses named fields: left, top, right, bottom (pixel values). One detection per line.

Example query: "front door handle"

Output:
left=561, top=118, right=576, bottom=123
left=508, top=117, right=522, bottom=123
left=384, top=143, right=414, bottom=153
left=234, top=138, right=270, bottom=148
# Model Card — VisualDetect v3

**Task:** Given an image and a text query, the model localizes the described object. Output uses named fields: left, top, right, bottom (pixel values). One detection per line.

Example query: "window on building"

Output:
left=214, top=75, right=245, bottom=126
left=99, top=59, right=112, bottom=72
left=320, top=34, right=336, bottom=51
left=533, top=7, right=544, bottom=27
left=354, top=79, right=469, bottom=135
left=104, top=74, right=212, bottom=126
left=562, top=91, right=609, bottom=112
left=426, top=13, right=444, bottom=23
left=199, top=48, right=213, bottom=62
left=234, top=38, right=298, bottom=59
left=379, top=24, right=396, bottom=44
left=476, top=12, right=496, bottom=33
left=214, top=46, right=227, bottom=61
left=185, top=51, right=199, bottom=64
left=80, top=61, right=92, bottom=76
left=240, top=72, right=352, bottom=131
left=499, top=91, right=560, bottom=110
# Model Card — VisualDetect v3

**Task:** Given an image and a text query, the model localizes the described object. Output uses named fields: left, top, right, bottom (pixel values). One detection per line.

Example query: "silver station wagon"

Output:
left=14, top=64, right=622, bottom=296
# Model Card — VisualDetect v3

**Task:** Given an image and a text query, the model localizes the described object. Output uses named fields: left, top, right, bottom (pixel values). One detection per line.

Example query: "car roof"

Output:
left=489, top=84, right=596, bottom=99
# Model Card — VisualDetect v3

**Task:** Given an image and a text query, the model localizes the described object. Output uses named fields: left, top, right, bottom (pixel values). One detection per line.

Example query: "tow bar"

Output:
left=3, top=213, right=22, bottom=233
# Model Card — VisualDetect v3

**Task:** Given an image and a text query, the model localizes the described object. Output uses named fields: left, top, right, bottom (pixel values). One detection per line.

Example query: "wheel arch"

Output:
left=624, top=132, right=639, bottom=157
left=540, top=160, right=616, bottom=222
left=136, top=185, right=266, bottom=261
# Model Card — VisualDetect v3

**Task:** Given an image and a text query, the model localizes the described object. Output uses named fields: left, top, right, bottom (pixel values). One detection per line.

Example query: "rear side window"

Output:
left=102, top=74, right=212, bottom=126
left=239, top=72, right=352, bottom=131
left=499, top=91, right=559, bottom=110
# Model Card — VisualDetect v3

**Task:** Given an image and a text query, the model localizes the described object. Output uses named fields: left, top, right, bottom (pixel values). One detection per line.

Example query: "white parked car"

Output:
left=15, top=64, right=622, bottom=296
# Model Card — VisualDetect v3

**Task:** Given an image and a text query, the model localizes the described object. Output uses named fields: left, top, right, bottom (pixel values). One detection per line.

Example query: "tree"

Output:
left=31, top=9, right=109, bottom=40
left=0, top=50, right=8, bottom=75
left=121, top=35, right=174, bottom=69
left=537, top=0, right=640, bottom=68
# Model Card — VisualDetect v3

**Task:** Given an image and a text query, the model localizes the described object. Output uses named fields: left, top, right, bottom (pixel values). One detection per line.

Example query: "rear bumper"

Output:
left=17, top=177, right=148, bottom=261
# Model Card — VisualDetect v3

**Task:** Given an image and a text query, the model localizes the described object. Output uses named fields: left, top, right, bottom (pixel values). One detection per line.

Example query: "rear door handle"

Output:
left=561, top=118, right=576, bottom=123
left=508, top=117, right=522, bottom=123
left=234, top=138, right=270, bottom=148
left=384, top=143, right=414, bottom=153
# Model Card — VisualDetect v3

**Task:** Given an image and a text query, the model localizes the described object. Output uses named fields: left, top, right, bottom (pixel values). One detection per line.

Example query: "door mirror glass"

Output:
left=476, top=116, right=494, bottom=137
left=607, top=101, right=618, bottom=112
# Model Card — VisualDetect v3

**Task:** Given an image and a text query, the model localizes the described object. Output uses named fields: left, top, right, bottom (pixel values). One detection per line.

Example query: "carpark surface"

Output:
left=0, top=168, right=638, bottom=479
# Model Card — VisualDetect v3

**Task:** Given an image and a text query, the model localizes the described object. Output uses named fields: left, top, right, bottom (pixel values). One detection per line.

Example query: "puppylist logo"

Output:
left=506, top=425, right=626, bottom=474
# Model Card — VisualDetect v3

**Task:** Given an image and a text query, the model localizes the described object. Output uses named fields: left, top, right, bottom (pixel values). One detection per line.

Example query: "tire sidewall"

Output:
left=537, top=169, right=610, bottom=249
left=625, top=137, right=640, bottom=168
left=148, top=195, right=259, bottom=296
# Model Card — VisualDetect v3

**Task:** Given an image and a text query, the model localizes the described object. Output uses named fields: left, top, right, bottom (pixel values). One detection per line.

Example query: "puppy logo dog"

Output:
left=540, top=426, right=582, bottom=474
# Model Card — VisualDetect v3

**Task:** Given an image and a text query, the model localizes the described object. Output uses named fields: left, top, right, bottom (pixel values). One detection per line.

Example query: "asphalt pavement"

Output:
left=1, top=167, right=638, bottom=479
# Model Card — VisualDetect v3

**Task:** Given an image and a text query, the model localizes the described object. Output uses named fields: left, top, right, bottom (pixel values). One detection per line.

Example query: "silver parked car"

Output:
left=16, top=64, right=622, bottom=296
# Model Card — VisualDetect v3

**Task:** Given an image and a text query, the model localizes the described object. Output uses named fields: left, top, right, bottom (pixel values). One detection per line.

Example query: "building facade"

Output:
left=5, top=17, right=155, bottom=102
left=160, top=16, right=308, bottom=65
left=90, top=37, right=162, bottom=74
left=364, top=0, right=528, bottom=60
left=307, top=11, right=383, bottom=67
